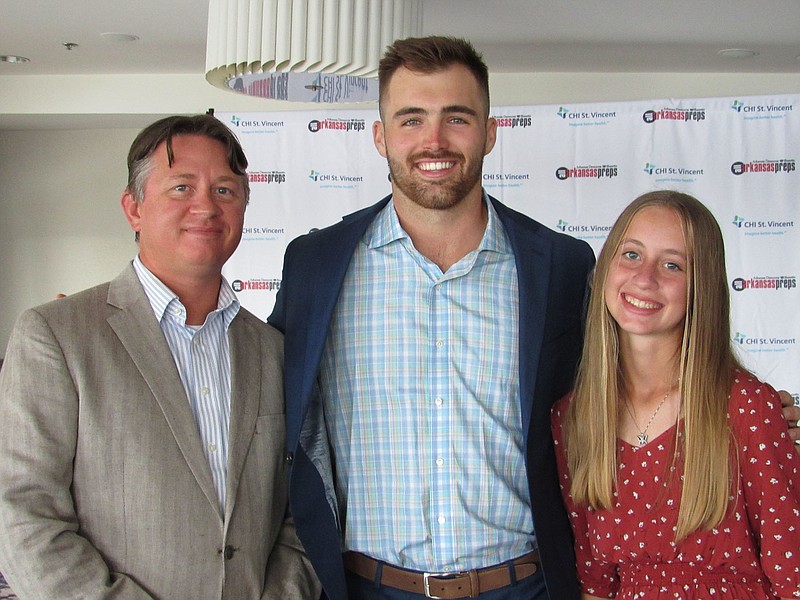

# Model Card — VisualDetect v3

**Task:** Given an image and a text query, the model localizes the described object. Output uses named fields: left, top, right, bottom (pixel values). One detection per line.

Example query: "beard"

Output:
left=386, top=149, right=485, bottom=211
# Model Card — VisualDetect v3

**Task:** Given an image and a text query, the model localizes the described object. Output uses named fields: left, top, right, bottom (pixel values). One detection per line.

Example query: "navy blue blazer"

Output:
left=269, top=194, right=596, bottom=600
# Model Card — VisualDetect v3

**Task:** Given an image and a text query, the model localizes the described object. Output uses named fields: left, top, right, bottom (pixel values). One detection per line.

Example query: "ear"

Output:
left=372, top=120, right=387, bottom=158
left=120, top=190, right=142, bottom=234
left=484, top=117, right=498, bottom=156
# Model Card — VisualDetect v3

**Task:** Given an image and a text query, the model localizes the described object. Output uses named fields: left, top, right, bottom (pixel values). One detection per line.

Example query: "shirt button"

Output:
left=201, top=386, right=210, bottom=396
left=437, top=516, right=446, bottom=525
left=435, top=340, right=444, bottom=348
left=436, top=458, right=444, bottom=466
left=208, top=443, right=217, bottom=453
left=434, top=397, right=443, bottom=406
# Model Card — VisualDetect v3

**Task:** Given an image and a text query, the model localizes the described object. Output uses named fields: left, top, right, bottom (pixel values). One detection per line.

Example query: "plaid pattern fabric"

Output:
left=320, top=198, right=535, bottom=572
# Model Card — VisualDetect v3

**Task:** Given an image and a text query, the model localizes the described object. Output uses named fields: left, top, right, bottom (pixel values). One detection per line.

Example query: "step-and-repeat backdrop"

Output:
left=217, top=93, right=799, bottom=396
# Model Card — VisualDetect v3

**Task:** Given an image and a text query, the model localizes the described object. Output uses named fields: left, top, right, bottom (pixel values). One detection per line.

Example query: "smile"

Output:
left=623, top=293, right=661, bottom=310
left=418, top=161, right=455, bottom=171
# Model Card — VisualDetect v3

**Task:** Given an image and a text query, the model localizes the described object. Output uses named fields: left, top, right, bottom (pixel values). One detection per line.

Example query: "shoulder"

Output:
left=235, top=307, right=283, bottom=345
left=727, top=369, right=785, bottom=434
left=16, top=281, right=113, bottom=330
left=728, top=369, right=782, bottom=412
left=284, top=197, right=389, bottom=256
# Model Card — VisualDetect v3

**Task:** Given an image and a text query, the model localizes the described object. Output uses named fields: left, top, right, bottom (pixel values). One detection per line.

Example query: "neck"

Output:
left=175, top=283, right=222, bottom=325
left=142, top=260, right=223, bottom=326
left=618, top=334, right=680, bottom=395
left=392, top=188, right=488, bottom=272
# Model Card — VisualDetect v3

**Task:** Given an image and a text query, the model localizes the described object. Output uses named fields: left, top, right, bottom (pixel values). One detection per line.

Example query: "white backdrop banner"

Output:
left=218, top=93, right=799, bottom=396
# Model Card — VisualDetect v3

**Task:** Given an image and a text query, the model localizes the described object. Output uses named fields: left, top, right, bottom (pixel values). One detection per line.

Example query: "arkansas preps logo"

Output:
left=248, top=171, right=286, bottom=183
left=642, top=107, right=706, bottom=123
left=307, top=118, right=366, bottom=133
left=730, top=159, right=796, bottom=175
left=494, top=114, right=532, bottom=128
left=731, top=276, right=796, bottom=292
left=555, top=164, right=618, bottom=180
left=231, top=278, right=281, bottom=292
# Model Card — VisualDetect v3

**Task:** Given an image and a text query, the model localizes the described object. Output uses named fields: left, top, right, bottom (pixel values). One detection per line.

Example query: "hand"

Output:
left=778, top=390, right=800, bottom=455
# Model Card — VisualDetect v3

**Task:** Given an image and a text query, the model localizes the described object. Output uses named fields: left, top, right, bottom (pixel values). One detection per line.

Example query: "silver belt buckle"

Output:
left=423, top=572, right=448, bottom=599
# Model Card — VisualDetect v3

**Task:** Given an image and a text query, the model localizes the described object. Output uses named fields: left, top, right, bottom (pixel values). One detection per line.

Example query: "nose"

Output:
left=423, top=121, right=448, bottom=151
left=633, top=261, right=658, bottom=287
left=190, top=188, right=221, bottom=217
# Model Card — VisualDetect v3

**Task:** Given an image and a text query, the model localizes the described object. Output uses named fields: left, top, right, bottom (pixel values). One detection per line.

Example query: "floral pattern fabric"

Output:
left=552, top=372, right=800, bottom=599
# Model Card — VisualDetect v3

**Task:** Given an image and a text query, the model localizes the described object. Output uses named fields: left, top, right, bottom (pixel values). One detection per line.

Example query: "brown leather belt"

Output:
left=343, top=550, right=540, bottom=599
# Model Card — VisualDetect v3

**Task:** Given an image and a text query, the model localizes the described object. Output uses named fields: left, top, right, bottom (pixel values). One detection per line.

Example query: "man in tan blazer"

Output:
left=0, top=115, right=320, bottom=599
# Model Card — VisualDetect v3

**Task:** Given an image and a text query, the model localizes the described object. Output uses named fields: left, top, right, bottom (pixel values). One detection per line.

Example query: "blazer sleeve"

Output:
left=0, top=308, right=154, bottom=599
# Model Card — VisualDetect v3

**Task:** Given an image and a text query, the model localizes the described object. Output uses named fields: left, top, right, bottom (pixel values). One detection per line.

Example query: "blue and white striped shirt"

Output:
left=320, top=196, right=535, bottom=572
left=133, top=256, right=239, bottom=514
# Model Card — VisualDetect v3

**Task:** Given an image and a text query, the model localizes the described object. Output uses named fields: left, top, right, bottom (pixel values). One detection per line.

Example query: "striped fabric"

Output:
left=320, top=197, right=535, bottom=572
left=133, top=257, right=239, bottom=514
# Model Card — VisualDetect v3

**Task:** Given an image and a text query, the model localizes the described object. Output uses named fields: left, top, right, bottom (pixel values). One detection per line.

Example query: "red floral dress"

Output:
left=552, top=372, right=800, bottom=599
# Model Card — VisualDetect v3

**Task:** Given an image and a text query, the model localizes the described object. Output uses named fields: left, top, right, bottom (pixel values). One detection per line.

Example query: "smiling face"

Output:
left=372, top=64, right=496, bottom=211
left=604, top=205, right=689, bottom=346
left=121, top=134, right=246, bottom=286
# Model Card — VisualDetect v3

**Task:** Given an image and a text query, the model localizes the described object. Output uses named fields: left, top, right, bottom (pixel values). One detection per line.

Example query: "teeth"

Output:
left=625, top=294, right=660, bottom=309
left=418, top=161, right=454, bottom=171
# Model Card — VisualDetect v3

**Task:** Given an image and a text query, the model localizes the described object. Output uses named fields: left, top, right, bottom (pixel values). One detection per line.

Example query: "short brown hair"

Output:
left=126, top=114, right=250, bottom=203
left=378, top=36, right=490, bottom=117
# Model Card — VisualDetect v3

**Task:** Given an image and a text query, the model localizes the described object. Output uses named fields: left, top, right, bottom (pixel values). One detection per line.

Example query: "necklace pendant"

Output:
left=637, top=432, right=648, bottom=446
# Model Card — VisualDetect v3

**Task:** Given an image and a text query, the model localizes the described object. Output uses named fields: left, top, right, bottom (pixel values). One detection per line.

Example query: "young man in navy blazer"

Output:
left=269, top=37, right=594, bottom=600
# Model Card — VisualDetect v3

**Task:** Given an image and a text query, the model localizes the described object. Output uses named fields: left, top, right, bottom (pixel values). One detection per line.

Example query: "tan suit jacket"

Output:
left=0, top=265, right=319, bottom=599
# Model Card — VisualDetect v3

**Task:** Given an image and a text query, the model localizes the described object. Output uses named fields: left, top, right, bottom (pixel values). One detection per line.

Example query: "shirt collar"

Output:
left=366, top=190, right=511, bottom=256
left=132, top=255, right=240, bottom=328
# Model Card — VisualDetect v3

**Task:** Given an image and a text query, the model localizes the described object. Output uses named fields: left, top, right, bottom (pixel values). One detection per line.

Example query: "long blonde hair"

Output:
left=565, top=190, right=743, bottom=541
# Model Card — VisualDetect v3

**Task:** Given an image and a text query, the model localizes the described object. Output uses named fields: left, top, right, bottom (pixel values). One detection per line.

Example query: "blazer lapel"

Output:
left=106, top=265, right=220, bottom=515
left=297, top=197, right=391, bottom=421
left=223, top=314, right=260, bottom=524
left=492, top=198, right=552, bottom=439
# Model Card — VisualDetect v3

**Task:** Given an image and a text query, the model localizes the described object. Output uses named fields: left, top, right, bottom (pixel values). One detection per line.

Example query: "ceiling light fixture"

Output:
left=205, top=0, right=422, bottom=103
left=718, top=48, right=759, bottom=59
left=0, top=55, right=30, bottom=64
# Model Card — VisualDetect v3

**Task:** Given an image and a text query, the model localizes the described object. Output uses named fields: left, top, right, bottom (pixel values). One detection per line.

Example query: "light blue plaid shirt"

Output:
left=133, top=256, right=239, bottom=515
left=320, top=196, right=535, bottom=572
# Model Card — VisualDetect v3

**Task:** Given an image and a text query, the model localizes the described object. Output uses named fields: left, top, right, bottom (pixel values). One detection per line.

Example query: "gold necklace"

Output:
left=625, top=388, right=671, bottom=446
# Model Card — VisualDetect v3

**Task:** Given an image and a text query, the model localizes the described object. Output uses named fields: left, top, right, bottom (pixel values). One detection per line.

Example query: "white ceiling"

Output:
left=2, top=0, right=799, bottom=76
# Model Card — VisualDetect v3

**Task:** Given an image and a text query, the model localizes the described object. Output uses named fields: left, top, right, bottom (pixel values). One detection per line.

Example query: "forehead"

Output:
left=152, top=134, right=229, bottom=168
left=382, top=64, right=487, bottom=114
left=624, top=206, right=686, bottom=247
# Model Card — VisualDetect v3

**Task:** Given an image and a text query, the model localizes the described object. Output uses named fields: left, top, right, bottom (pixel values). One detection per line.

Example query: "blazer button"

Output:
left=285, top=452, right=294, bottom=464
left=223, top=545, right=235, bottom=560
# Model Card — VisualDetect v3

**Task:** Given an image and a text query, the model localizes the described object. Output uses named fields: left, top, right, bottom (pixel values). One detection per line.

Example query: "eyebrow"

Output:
left=392, top=105, right=480, bottom=119
left=165, top=173, right=242, bottom=187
